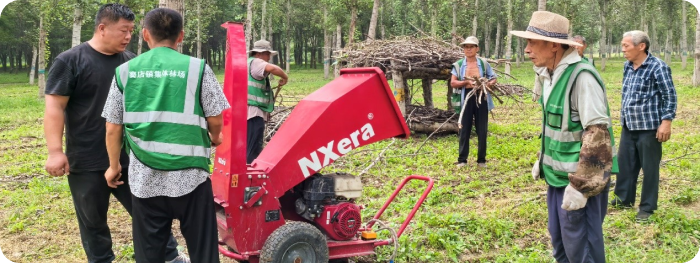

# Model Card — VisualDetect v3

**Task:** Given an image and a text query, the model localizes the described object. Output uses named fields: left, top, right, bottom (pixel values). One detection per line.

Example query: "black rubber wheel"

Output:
left=259, top=221, right=329, bottom=263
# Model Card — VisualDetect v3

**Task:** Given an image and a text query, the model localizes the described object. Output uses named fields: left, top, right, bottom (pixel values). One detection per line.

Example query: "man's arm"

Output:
left=105, top=122, right=123, bottom=188
left=207, top=115, right=223, bottom=146
left=568, top=72, right=612, bottom=198
left=201, top=65, right=231, bottom=146
left=265, top=63, right=289, bottom=86
left=655, top=64, right=677, bottom=142
left=450, top=74, right=472, bottom=89
left=101, top=78, right=125, bottom=188
left=44, top=95, right=70, bottom=176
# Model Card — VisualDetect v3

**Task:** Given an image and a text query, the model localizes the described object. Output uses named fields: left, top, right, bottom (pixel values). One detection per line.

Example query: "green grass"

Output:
left=1, top=58, right=699, bottom=262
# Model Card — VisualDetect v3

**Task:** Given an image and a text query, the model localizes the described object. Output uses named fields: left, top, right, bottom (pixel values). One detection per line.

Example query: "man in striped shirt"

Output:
left=612, top=30, right=677, bottom=222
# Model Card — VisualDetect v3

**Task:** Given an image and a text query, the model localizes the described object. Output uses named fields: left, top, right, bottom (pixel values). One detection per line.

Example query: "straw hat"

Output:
left=249, top=40, right=278, bottom=55
left=459, top=36, right=479, bottom=47
left=510, top=11, right=582, bottom=47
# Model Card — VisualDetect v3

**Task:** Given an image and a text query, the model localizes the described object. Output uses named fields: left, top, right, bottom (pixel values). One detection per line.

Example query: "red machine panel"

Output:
left=252, top=68, right=410, bottom=197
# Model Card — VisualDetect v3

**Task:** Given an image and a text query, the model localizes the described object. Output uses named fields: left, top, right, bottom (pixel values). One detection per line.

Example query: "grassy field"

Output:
left=0, top=57, right=699, bottom=263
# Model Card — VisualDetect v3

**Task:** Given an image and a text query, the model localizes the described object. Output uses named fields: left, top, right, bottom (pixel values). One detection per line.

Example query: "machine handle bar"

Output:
left=365, top=175, right=434, bottom=238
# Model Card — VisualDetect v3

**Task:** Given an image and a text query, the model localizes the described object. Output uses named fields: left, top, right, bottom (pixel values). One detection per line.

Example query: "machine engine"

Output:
left=295, top=173, right=363, bottom=241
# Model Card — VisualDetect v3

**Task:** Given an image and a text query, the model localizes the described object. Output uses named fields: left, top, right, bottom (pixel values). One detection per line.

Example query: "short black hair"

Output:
left=94, top=3, right=135, bottom=30
left=144, top=8, right=183, bottom=43
left=561, top=44, right=570, bottom=50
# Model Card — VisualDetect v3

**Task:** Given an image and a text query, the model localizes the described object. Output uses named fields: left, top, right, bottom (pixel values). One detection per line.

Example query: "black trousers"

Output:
left=132, top=178, right=220, bottom=263
left=67, top=170, right=179, bottom=263
left=614, top=124, right=662, bottom=213
left=458, top=95, right=488, bottom=163
left=246, top=116, right=265, bottom=163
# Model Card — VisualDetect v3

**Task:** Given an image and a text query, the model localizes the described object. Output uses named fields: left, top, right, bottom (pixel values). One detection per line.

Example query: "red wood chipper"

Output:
left=212, top=22, right=434, bottom=263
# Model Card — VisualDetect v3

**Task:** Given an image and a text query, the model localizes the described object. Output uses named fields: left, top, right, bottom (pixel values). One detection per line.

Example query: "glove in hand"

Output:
left=561, top=184, right=587, bottom=211
left=531, top=159, right=540, bottom=180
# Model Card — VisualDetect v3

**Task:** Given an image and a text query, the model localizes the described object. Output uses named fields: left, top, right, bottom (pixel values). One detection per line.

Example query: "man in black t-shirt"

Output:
left=43, top=4, right=187, bottom=263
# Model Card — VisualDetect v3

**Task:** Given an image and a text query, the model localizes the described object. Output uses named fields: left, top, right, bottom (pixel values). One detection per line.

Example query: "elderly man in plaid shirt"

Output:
left=613, top=30, right=677, bottom=222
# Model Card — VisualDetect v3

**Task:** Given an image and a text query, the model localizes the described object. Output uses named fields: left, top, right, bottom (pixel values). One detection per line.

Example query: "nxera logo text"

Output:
left=298, top=123, right=375, bottom=177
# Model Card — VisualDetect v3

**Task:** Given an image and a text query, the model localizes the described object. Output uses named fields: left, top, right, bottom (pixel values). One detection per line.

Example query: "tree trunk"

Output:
left=422, top=79, right=433, bottom=108
left=71, top=4, right=83, bottom=47
left=483, top=23, right=490, bottom=58
left=681, top=1, right=688, bottom=69
left=538, top=0, right=546, bottom=11
left=651, top=19, right=657, bottom=54
left=159, top=0, right=185, bottom=52
left=138, top=9, right=145, bottom=55
left=324, top=7, right=330, bottom=79
left=261, top=0, right=267, bottom=40
left=38, top=17, right=46, bottom=98
left=391, top=61, right=407, bottom=116
left=334, top=24, right=341, bottom=77
left=694, top=13, right=700, bottom=86
left=504, top=0, right=512, bottom=74
left=639, top=0, right=645, bottom=29
left=368, top=0, right=380, bottom=40
left=245, top=0, right=254, bottom=50
left=451, top=1, right=457, bottom=45
left=471, top=0, right=478, bottom=36
left=430, top=1, right=437, bottom=38
left=349, top=5, right=358, bottom=46
left=664, top=31, right=672, bottom=64
left=268, top=15, right=273, bottom=46
left=495, top=21, right=501, bottom=58
left=380, top=0, right=385, bottom=39
left=599, top=0, right=607, bottom=71
left=196, top=1, right=202, bottom=58
left=516, top=37, right=522, bottom=67
left=29, top=46, right=37, bottom=85
left=285, top=0, right=291, bottom=73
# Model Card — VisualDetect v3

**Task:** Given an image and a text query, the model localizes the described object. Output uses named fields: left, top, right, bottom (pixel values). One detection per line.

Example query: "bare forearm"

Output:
left=44, top=110, right=65, bottom=154
left=206, top=115, right=223, bottom=137
left=105, top=123, right=123, bottom=169
left=268, top=65, right=288, bottom=81
left=568, top=124, right=612, bottom=197
left=450, top=76, right=470, bottom=89
left=43, top=96, right=68, bottom=154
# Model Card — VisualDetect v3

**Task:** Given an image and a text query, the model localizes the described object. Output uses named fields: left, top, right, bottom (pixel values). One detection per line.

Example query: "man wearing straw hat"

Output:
left=511, top=11, right=617, bottom=262
left=247, top=40, right=289, bottom=163
left=450, top=36, right=497, bottom=169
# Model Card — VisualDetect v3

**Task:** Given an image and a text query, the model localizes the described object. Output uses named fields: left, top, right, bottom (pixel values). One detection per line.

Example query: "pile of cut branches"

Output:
left=337, top=36, right=461, bottom=71
left=336, top=36, right=506, bottom=74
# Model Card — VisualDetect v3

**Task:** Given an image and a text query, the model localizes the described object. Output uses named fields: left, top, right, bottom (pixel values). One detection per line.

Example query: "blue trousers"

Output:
left=547, top=182, right=609, bottom=263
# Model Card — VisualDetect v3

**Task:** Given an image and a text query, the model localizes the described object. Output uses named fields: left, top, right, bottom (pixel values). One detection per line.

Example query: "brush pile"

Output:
left=337, top=36, right=464, bottom=72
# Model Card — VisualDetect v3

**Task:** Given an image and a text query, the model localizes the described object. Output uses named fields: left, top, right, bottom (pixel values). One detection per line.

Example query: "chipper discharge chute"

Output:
left=212, top=22, right=434, bottom=263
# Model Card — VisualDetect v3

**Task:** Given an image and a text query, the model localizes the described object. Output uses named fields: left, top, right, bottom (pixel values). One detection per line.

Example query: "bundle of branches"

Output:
left=264, top=106, right=294, bottom=142
left=463, top=76, right=529, bottom=105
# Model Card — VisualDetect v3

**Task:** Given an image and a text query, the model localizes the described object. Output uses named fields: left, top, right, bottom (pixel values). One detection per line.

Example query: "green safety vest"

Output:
left=539, top=62, right=619, bottom=187
left=115, top=47, right=211, bottom=171
left=450, top=58, right=485, bottom=113
left=247, top=57, right=274, bottom=112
